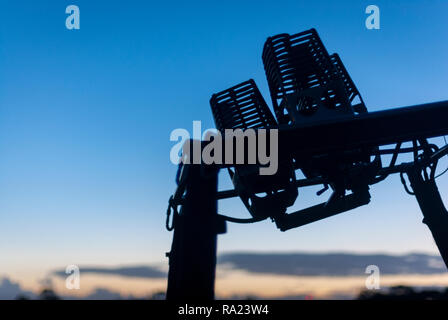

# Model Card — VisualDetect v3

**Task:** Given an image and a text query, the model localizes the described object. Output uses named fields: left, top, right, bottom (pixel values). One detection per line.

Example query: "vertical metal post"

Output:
left=407, top=166, right=448, bottom=268
left=166, top=163, right=224, bottom=300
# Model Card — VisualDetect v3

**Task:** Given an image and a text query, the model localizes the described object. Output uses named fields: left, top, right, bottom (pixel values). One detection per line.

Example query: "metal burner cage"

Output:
left=262, top=28, right=363, bottom=125
left=210, top=79, right=297, bottom=219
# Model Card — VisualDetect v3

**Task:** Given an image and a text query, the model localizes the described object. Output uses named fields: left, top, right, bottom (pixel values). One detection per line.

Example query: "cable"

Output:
left=217, top=214, right=266, bottom=224
left=371, top=143, right=402, bottom=184
left=435, top=167, right=448, bottom=179
left=167, top=194, right=265, bottom=228
left=166, top=196, right=177, bottom=231
left=400, top=172, right=415, bottom=196
left=435, top=136, right=448, bottom=179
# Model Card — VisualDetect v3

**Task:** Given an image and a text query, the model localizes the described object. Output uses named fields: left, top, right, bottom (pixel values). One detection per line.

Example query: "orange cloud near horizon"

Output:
left=7, top=269, right=448, bottom=300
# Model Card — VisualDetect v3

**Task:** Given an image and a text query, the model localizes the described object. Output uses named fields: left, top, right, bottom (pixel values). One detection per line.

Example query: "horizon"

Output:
left=2, top=250, right=448, bottom=299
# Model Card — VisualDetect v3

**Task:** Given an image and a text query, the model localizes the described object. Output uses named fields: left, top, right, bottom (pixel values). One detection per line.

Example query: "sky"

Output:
left=0, top=0, right=448, bottom=295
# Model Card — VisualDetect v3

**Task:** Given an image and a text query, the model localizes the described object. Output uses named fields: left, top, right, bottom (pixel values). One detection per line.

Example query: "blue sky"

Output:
left=0, top=0, right=448, bottom=279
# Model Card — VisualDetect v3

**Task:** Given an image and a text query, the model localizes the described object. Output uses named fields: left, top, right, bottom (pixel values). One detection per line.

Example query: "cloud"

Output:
left=0, top=277, right=34, bottom=300
left=65, top=288, right=129, bottom=300
left=217, top=252, right=447, bottom=276
left=52, top=265, right=166, bottom=279
left=62, top=288, right=165, bottom=300
left=50, top=253, right=447, bottom=281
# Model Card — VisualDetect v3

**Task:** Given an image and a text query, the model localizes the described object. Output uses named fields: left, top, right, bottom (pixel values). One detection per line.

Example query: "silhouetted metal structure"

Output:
left=166, top=28, right=448, bottom=300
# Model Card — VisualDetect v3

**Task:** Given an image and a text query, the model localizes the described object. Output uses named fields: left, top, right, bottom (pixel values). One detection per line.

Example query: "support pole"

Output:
left=166, top=163, right=224, bottom=300
left=407, top=166, right=448, bottom=268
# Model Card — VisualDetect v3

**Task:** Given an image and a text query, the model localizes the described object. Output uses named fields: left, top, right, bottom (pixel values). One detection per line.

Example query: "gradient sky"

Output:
left=1, top=0, right=448, bottom=282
